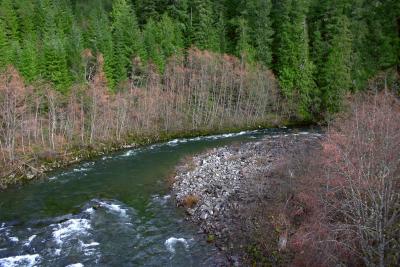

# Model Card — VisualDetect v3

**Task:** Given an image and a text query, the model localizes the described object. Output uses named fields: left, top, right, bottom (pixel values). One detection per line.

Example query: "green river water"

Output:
left=0, top=128, right=295, bottom=267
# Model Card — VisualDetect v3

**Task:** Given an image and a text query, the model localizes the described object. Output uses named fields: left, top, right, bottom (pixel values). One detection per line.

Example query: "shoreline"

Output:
left=171, top=131, right=323, bottom=265
left=0, top=120, right=313, bottom=190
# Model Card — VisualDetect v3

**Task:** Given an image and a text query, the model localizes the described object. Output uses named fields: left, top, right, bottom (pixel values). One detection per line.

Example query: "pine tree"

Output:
left=309, top=0, right=352, bottom=113
left=144, top=14, right=184, bottom=72
left=320, top=15, right=352, bottom=113
left=243, top=0, right=274, bottom=67
left=0, top=19, right=13, bottom=68
left=54, top=0, right=74, bottom=38
left=143, top=19, right=164, bottom=71
left=111, top=0, right=145, bottom=86
left=17, top=38, right=39, bottom=82
left=189, top=0, right=219, bottom=51
left=87, top=5, right=115, bottom=88
left=42, top=11, right=71, bottom=92
left=0, top=0, right=19, bottom=42
left=136, top=0, right=159, bottom=25
left=158, top=14, right=184, bottom=59
left=15, top=0, right=36, bottom=40
left=236, top=18, right=256, bottom=63
left=0, top=0, right=20, bottom=66
left=66, top=22, right=85, bottom=82
left=167, top=0, right=189, bottom=33
left=273, top=0, right=316, bottom=119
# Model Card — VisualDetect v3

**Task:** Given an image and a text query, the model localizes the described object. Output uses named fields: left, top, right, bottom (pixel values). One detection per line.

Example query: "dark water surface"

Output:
left=0, top=128, right=302, bottom=267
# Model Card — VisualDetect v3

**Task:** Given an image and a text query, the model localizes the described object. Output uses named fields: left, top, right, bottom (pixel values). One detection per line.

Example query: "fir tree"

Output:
left=111, top=0, right=145, bottom=86
left=0, top=0, right=20, bottom=65
left=274, top=0, right=316, bottom=118
left=189, top=0, right=219, bottom=51
left=0, top=19, right=13, bottom=68
left=144, top=14, right=184, bottom=72
left=143, top=18, right=164, bottom=71
left=17, top=38, right=39, bottom=82
left=236, top=18, right=256, bottom=63
left=243, top=0, right=274, bottom=67
left=87, top=5, right=115, bottom=88
left=310, top=0, right=352, bottom=113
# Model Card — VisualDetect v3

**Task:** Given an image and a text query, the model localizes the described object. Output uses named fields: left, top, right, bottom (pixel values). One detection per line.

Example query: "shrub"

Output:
left=181, top=194, right=199, bottom=208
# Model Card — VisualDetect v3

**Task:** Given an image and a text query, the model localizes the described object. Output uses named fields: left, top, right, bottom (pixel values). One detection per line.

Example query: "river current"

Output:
left=0, top=128, right=297, bottom=266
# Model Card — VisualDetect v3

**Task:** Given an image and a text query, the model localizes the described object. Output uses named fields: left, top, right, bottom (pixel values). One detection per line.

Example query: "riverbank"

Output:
left=1, top=120, right=309, bottom=189
left=172, top=131, right=323, bottom=265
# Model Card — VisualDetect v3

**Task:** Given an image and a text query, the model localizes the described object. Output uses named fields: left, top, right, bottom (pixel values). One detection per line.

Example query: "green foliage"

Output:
left=189, top=0, right=220, bottom=52
left=17, top=38, right=39, bottom=82
left=309, top=0, right=352, bottom=114
left=0, top=0, right=397, bottom=116
left=43, top=31, right=71, bottom=92
left=236, top=18, right=256, bottom=63
left=144, top=14, right=184, bottom=72
left=242, top=0, right=274, bottom=67
left=111, top=0, right=145, bottom=86
left=274, top=0, right=316, bottom=119
left=86, top=4, right=114, bottom=87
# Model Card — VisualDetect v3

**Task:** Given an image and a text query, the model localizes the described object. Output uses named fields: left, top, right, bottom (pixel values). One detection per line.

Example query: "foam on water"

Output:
left=66, top=264, right=84, bottom=267
left=79, top=241, right=100, bottom=256
left=23, top=235, right=37, bottom=247
left=97, top=200, right=129, bottom=218
left=164, top=237, right=189, bottom=254
left=84, top=207, right=95, bottom=214
left=122, top=150, right=136, bottom=157
left=52, top=219, right=91, bottom=245
left=8, top=237, right=18, bottom=243
left=0, top=254, right=40, bottom=267
left=151, top=194, right=171, bottom=206
left=166, top=130, right=256, bottom=147
left=48, top=162, right=94, bottom=181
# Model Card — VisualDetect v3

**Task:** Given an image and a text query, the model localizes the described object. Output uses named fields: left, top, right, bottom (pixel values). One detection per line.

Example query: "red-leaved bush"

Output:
left=285, top=92, right=399, bottom=266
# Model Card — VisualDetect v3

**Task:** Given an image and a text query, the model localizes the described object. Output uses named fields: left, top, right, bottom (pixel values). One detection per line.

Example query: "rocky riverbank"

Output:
left=172, top=131, right=323, bottom=265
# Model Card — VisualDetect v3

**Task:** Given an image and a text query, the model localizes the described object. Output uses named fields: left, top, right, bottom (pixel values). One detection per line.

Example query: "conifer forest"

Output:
left=0, top=0, right=398, bottom=182
left=0, top=1, right=399, bottom=266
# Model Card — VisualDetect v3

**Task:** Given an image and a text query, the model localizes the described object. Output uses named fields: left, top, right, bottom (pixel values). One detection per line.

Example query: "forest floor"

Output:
left=172, top=131, right=323, bottom=266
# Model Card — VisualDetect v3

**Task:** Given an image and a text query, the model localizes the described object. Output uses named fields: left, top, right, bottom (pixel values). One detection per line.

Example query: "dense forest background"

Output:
left=0, top=0, right=398, bottom=118
left=0, top=0, right=399, bottom=185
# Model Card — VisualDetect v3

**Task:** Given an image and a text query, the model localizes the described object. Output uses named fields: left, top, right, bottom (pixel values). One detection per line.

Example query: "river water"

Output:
left=0, top=128, right=295, bottom=267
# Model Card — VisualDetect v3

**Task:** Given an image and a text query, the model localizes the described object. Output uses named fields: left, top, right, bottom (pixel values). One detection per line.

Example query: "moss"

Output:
left=207, top=234, right=215, bottom=243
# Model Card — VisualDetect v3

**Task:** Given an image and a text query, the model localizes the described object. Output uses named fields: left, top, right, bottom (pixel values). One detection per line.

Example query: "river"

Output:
left=0, top=128, right=293, bottom=267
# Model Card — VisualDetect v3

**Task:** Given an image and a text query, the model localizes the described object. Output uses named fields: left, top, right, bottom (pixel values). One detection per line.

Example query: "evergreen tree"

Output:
left=15, top=0, right=36, bottom=40
left=17, top=38, right=39, bottom=82
left=135, top=0, right=159, bottom=25
left=111, top=0, right=145, bottom=86
left=87, top=5, right=115, bottom=88
left=320, top=15, right=352, bottom=113
left=189, top=0, right=219, bottom=51
left=243, top=0, right=274, bottom=67
left=158, top=14, right=184, bottom=60
left=167, top=0, right=189, bottom=33
left=0, top=0, right=20, bottom=66
left=144, top=14, right=184, bottom=72
left=42, top=10, right=71, bottom=91
left=0, top=19, right=13, bottom=68
left=66, top=22, right=85, bottom=82
left=236, top=18, right=256, bottom=63
left=143, top=19, right=164, bottom=71
left=309, top=0, right=352, bottom=113
left=0, top=0, right=19, bottom=42
left=273, top=0, right=316, bottom=118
